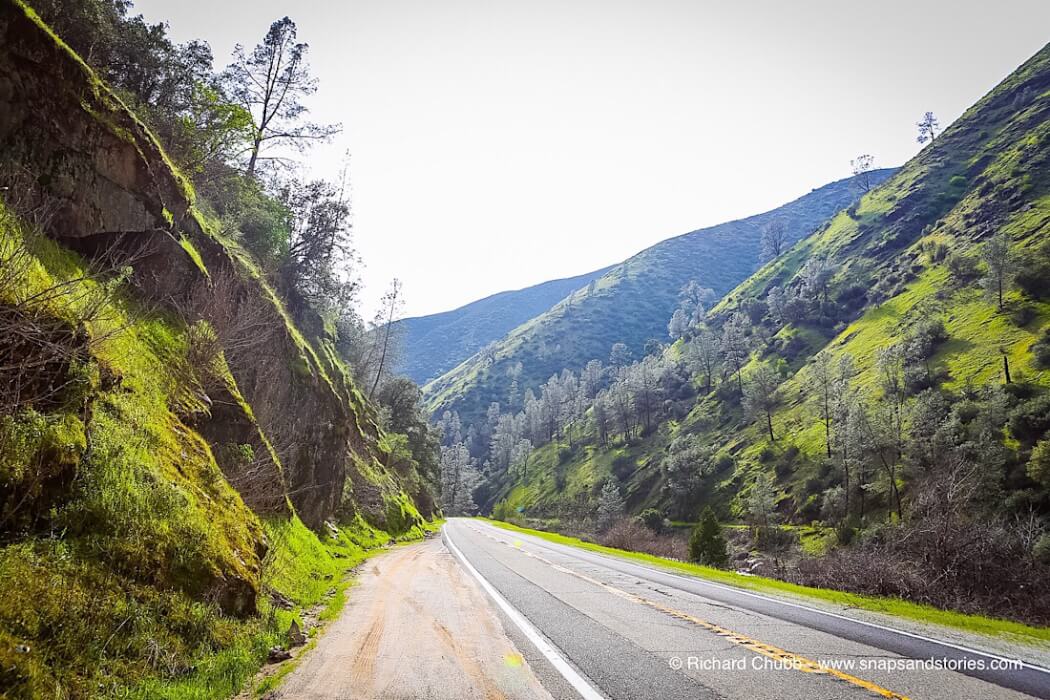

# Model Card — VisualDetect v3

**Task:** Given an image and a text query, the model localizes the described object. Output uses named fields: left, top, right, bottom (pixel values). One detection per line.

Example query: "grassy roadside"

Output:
left=481, top=518, right=1050, bottom=646
left=128, top=516, right=441, bottom=700
left=245, top=518, right=444, bottom=699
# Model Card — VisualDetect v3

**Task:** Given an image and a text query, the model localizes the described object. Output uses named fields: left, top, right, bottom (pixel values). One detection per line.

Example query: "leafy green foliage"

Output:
left=689, top=507, right=729, bottom=567
left=636, top=507, right=666, bottom=534
left=1029, top=440, right=1050, bottom=489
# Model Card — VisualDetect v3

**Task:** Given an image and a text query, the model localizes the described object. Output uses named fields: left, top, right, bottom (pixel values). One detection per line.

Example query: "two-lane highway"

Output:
left=444, top=518, right=1050, bottom=700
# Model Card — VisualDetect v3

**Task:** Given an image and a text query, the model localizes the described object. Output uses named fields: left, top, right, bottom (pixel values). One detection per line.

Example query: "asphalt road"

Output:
left=443, top=518, right=1050, bottom=700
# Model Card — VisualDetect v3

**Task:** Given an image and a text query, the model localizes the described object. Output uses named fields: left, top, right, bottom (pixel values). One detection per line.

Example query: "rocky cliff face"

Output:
left=0, top=0, right=429, bottom=532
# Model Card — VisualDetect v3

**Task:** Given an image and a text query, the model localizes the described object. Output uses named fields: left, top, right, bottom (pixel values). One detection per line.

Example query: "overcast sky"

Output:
left=136, top=0, right=1050, bottom=318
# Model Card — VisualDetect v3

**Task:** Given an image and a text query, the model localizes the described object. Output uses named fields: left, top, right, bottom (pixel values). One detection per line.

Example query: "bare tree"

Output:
left=369, top=278, right=404, bottom=398
left=222, top=17, right=340, bottom=176
left=719, top=312, right=751, bottom=394
left=743, top=362, right=781, bottom=441
left=687, top=325, right=720, bottom=394
left=916, top=111, right=939, bottom=145
left=760, top=219, right=789, bottom=261
left=850, top=154, right=876, bottom=192
left=811, top=352, right=835, bottom=458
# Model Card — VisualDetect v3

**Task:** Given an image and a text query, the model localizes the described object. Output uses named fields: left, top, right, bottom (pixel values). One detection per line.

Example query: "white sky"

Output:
left=135, top=0, right=1050, bottom=318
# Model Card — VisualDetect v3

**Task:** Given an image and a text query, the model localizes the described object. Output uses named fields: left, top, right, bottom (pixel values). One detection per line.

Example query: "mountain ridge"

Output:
left=396, top=265, right=615, bottom=384
left=424, top=168, right=896, bottom=425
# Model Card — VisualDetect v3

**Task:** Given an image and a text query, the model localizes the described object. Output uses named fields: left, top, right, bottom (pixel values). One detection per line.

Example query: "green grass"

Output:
left=125, top=514, right=420, bottom=700
left=483, top=519, right=1050, bottom=646
left=0, top=186, right=433, bottom=697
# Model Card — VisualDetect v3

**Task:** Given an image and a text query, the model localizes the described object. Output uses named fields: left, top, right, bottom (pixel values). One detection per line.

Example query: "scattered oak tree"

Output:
left=981, top=231, right=1015, bottom=311
left=743, top=362, right=781, bottom=441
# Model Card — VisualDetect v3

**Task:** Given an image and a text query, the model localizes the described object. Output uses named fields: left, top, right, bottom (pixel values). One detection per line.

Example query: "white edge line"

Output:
left=444, top=523, right=607, bottom=700
left=473, top=521, right=1050, bottom=677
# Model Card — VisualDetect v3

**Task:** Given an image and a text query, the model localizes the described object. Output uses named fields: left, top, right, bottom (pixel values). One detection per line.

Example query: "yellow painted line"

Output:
left=471, top=524, right=910, bottom=700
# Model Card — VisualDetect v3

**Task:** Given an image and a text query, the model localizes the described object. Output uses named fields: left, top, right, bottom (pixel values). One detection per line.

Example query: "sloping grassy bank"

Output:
left=483, top=519, right=1050, bottom=645
left=130, top=516, right=437, bottom=700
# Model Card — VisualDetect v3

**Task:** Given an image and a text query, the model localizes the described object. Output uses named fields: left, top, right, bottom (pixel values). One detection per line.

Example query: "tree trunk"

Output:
left=888, top=467, right=903, bottom=521
left=1003, top=354, right=1012, bottom=384
left=247, top=134, right=262, bottom=177
left=823, top=397, right=832, bottom=458
left=766, top=412, right=775, bottom=442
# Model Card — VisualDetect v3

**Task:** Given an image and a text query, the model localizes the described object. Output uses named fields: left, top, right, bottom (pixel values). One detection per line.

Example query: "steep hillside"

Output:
left=0, top=3, right=434, bottom=696
left=486, top=41, right=1050, bottom=534
left=396, top=265, right=613, bottom=384
left=425, top=170, right=894, bottom=425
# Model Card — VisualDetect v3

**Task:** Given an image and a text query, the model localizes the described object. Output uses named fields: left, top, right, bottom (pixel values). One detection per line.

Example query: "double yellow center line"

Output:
left=471, top=524, right=909, bottom=700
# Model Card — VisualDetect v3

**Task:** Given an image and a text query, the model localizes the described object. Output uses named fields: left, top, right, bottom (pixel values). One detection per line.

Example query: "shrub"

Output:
left=796, top=465, right=1050, bottom=625
left=754, top=524, right=797, bottom=553
left=1009, top=303, right=1037, bottom=327
left=1028, top=440, right=1050, bottom=489
left=611, top=454, right=634, bottom=481
left=1015, top=242, right=1050, bottom=299
left=1035, top=533, right=1050, bottom=565
left=688, top=507, right=728, bottom=567
left=636, top=508, right=665, bottom=534
left=1009, top=394, right=1050, bottom=443
left=946, top=251, right=980, bottom=283
left=1033, top=329, right=1050, bottom=369
left=491, top=500, right=516, bottom=522
left=600, top=518, right=688, bottom=560
left=835, top=523, right=856, bottom=546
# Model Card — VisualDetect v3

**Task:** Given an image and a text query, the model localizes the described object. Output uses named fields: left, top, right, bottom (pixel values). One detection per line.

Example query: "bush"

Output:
left=1015, top=243, right=1050, bottom=299
left=946, top=251, right=980, bottom=283
left=636, top=508, right=666, bottom=534
left=1009, top=394, right=1050, bottom=443
left=600, top=518, right=688, bottom=560
left=1033, top=329, right=1050, bottom=369
left=754, top=524, right=797, bottom=553
left=1028, top=440, right=1050, bottom=489
left=1009, top=303, right=1037, bottom=327
left=795, top=467, right=1050, bottom=625
left=835, top=523, right=856, bottom=545
left=1035, top=533, right=1050, bottom=565
left=491, top=500, right=516, bottom=522
left=688, top=507, right=728, bottom=567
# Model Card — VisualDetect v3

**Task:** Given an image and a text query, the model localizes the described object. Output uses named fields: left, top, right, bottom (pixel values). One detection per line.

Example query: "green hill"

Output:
left=0, top=3, right=435, bottom=696
left=424, top=170, right=893, bottom=425
left=479, top=41, right=1050, bottom=544
left=395, top=266, right=613, bottom=384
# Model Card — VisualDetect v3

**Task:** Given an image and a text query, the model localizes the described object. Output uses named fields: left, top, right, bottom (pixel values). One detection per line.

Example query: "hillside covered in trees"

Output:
left=446, top=42, right=1050, bottom=624
left=0, top=1, right=440, bottom=696
left=394, top=265, right=613, bottom=384
left=423, top=169, right=894, bottom=428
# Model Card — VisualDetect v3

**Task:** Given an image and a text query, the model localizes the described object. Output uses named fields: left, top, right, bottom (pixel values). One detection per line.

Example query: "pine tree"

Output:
left=689, top=507, right=728, bottom=567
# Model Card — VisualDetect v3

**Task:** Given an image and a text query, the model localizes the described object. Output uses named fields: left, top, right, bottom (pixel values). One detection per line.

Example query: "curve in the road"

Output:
left=449, top=519, right=1050, bottom=700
